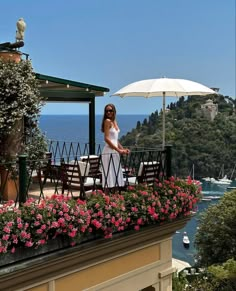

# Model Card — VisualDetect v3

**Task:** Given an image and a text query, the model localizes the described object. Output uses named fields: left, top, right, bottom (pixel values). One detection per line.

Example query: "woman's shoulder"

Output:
left=104, top=118, right=112, bottom=128
left=104, top=118, right=112, bottom=124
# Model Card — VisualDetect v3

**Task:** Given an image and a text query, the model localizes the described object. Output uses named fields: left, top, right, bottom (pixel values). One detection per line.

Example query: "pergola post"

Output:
left=89, top=98, right=96, bottom=155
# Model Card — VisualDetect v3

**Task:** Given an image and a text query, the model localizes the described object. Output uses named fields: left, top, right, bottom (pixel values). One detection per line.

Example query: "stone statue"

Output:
left=16, top=18, right=26, bottom=42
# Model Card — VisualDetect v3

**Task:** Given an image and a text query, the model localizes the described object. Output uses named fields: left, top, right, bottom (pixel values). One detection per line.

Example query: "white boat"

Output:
left=183, top=232, right=190, bottom=248
left=211, top=175, right=232, bottom=185
left=211, top=165, right=232, bottom=185
left=202, top=177, right=217, bottom=183
left=202, top=197, right=212, bottom=201
left=207, top=195, right=221, bottom=200
left=188, top=164, right=202, bottom=185
left=202, top=177, right=211, bottom=182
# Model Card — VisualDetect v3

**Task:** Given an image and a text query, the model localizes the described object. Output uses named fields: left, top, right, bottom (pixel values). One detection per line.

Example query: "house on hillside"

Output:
left=200, top=99, right=218, bottom=121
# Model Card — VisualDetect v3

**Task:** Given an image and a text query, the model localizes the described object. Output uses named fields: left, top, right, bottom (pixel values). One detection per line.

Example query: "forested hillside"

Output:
left=120, top=94, right=236, bottom=179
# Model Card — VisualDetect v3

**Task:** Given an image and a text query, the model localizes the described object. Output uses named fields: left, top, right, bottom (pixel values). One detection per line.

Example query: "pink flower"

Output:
left=131, top=207, right=138, bottom=212
left=13, top=237, right=18, bottom=244
left=95, top=203, right=100, bottom=209
left=17, top=223, right=23, bottom=229
left=58, top=217, right=65, bottom=224
left=36, top=214, right=43, bottom=220
left=134, top=225, right=140, bottom=231
left=104, top=233, right=112, bottom=239
left=80, top=226, right=86, bottom=233
left=91, top=219, right=102, bottom=229
left=68, top=230, right=77, bottom=238
left=2, top=234, right=10, bottom=241
left=51, top=221, right=59, bottom=228
left=20, top=231, right=28, bottom=239
left=3, top=226, right=11, bottom=233
left=25, top=241, right=34, bottom=247
left=97, top=210, right=104, bottom=217
left=137, top=218, right=143, bottom=225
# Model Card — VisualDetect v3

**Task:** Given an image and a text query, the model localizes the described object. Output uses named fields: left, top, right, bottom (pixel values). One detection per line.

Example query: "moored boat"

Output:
left=183, top=232, right=190, bottom=248
left=211, top=175, right=232, bottom=185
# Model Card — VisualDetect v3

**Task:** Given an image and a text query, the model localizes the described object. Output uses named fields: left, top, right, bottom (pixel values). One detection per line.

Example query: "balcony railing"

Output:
left=0, top=141, right=172, bottom=204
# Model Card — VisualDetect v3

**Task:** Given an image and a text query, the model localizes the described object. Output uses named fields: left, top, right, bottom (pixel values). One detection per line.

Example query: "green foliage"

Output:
left=0, top=59, right=44, bottom=135
left=180, top=259, right=236, bottom=290
left=0, top=59, right=47, bottom=162
left=24, top=125, right=48, bottom=165
left=172, top=272, right=188, bottom=291
left=209, top=259, right=236, bottom=281
left=194, top=190, right=236, bottom=266
left=120, top=94, right=236, bottom=178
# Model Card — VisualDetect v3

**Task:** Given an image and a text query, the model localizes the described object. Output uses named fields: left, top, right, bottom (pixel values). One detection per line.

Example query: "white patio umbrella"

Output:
left=112, top=77, right=217, bottom=148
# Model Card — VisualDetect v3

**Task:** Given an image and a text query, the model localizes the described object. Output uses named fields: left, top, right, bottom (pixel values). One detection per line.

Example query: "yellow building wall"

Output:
left=26, top=239, right=174, bottom=291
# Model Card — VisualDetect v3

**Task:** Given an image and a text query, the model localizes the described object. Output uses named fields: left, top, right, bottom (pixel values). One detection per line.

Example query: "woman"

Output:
left=101, top=104, right=130, bottom=193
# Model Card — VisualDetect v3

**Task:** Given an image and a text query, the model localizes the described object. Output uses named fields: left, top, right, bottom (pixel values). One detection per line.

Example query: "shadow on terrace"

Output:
left=0, top=140, right=172, bottom=204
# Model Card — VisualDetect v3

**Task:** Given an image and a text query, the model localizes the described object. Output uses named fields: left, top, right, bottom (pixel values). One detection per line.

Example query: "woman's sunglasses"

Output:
left=106, top=109, right=113, bottom=113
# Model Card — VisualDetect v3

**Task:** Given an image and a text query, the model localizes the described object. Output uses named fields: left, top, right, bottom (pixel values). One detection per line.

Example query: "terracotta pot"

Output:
left=0, top=51, right=22, bottom=63
left=0, top=168, right=19, bottom=201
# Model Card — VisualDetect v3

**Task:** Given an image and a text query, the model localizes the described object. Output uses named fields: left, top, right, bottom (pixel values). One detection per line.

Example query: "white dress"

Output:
left=101, top=127, right=124, bottom=188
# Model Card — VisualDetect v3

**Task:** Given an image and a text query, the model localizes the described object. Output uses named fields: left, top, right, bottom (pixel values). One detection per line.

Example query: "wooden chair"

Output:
left=124, top=161, right=160, bottom=186
left=61, top=157, right=101, bottom=199
left=80, top=155, right=102, bottom=190
left=137, top=161, right=160, bottom=184
left=61, top=159, right=87, bottom=199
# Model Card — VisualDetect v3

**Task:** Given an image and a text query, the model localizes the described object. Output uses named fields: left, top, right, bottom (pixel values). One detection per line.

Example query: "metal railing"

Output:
left=47, top=140, right=103, bottom=164
left=0, top=143, right=172, bottom=204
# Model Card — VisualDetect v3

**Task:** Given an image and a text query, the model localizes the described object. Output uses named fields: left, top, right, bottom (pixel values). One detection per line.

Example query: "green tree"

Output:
left=195, top=190, right=236, bottom=266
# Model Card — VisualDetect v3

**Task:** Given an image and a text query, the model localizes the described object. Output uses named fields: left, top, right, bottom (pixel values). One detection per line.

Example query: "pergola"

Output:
left=36, top=73, right=110, bottom=154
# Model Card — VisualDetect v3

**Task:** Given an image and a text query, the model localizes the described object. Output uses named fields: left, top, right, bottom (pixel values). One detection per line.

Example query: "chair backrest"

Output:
left=61, top=160, right=83, bottom=187
left=137, top=161, right=160, bottom=184
left=80, top=155, right=101, bottom=179
left=69, top=160, right=90, bottom=177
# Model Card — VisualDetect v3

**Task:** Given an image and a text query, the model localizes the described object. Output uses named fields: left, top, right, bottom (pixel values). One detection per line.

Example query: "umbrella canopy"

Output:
left=112, top=77, right=217, bottom=148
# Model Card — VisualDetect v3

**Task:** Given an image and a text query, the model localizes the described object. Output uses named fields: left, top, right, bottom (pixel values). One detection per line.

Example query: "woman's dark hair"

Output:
left=101, top=103, right=117, bottom=132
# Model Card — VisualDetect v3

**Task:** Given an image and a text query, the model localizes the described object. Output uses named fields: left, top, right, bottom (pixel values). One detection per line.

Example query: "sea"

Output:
left=39, top=115, right=236, bottom=266
left=39, top=114, right=148, bottom=145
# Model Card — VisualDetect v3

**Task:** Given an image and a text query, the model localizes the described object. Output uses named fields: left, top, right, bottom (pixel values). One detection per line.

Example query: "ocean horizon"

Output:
left=39, top=114, right=148, bottom=144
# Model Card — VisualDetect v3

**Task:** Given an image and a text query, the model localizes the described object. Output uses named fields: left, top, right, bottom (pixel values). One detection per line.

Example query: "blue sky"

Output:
left=1, top=0, right=235, bottom=116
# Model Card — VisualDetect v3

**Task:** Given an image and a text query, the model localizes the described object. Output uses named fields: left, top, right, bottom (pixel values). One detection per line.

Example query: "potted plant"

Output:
left=0, top=58, right=47, bottom=200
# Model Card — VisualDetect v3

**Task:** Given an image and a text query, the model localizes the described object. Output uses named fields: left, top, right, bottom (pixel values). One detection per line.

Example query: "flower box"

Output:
left=0, top=178, right=202, bottom=267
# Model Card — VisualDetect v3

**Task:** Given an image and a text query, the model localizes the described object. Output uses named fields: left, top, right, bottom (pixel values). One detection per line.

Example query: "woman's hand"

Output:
left=119, top=148, right=130, bottom=155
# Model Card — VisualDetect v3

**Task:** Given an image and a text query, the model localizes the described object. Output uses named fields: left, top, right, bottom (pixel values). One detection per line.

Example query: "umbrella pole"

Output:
left=162, top=92, right=166, bottom=149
